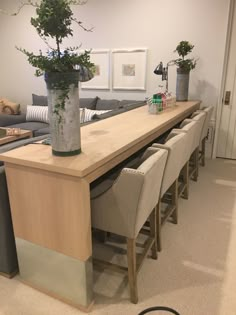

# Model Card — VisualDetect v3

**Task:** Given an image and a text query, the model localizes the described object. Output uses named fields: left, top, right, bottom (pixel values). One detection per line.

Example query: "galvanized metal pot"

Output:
left=176, top=68, right=190, bottom=101
left=45, top=71, right=81, bottom=157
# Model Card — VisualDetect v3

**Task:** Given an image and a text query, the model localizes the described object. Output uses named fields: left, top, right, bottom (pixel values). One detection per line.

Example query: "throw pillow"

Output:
left=83, top=108, right=111, bottom=123
left=32, top=94, right=48, bottom=106
left=0, top=101, right=3, bottom=113
left=27, top=106, right=84, bottom=124
left=0, top=98, right=21, bottom=115
left=79, top=97, right=99, bottom=110
left=26, top=105, right=49, bottom=123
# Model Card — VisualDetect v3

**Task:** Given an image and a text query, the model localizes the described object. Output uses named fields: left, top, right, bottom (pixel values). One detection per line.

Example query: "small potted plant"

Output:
left=5, top=0, right=95, bottom=156
left=173, top=41, right=197, bottom=101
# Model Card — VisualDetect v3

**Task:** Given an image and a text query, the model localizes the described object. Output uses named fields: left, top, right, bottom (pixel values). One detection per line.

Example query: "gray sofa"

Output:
left=0, top=95, right=146, bottom=136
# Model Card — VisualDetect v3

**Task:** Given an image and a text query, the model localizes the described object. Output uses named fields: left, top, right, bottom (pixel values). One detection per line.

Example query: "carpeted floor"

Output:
left=0, top=158, right=236, bottom=315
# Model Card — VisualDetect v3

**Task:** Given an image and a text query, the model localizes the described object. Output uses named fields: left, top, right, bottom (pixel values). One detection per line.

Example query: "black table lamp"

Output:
left=154, top=61, right=171, bottom=92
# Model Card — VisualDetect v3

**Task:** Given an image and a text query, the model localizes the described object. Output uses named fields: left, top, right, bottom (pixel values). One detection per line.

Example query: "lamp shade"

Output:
left=154, top=62, right=164, bottom=75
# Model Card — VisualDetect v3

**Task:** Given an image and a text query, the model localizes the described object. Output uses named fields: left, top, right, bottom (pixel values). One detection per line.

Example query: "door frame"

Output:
left=213, top=0, right=235, bottom=158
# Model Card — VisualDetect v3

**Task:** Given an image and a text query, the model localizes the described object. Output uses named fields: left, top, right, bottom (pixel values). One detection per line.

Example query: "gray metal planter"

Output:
left=176, top=68, right=190, bottom=101
left=45, top=72, right=81, bottom=157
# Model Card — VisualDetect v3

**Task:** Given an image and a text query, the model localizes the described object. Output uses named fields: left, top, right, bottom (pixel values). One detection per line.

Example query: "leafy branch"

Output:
left=173, top=41, right=197, bottom=72
left=2, top=0, right=95, bottom=76
left=11, top=1, right=38, bottom=16
left=71, top=17, right=94, bottom=32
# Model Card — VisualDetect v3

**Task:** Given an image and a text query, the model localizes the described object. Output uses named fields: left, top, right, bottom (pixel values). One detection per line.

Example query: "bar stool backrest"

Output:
left=198, top=106, right=214, bottom=140
left=190, top=112, right=207, bottom=147
left=91, top=148, right=168, bottom=239
left=171, top=120, right=199, bottom=168
left=153, top=132, right=187, bottom=196
left=134, top=148, right=168, bottom=236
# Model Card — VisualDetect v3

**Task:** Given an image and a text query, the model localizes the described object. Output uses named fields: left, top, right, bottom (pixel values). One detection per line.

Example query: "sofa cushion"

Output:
left=122, top=101, right=145, bottom=111
left=96, top=99, right=121, bottom=110
left=119, top=100, right=145, bottom=108
left=83, top=108, right=111, bottom=123
left=0, top=114, right=26, bottom=127
left=79, top=97, right=98, bottom=110
left=92, top=102, right=145, bottom=121
left=34, top=127, right=50, bottom=137
left=8, top=122, right=49, bottom=136
left=93, top=107, right=126, bottom=121
left=32, top=94, right=48, bottom=106
left=26, top=105, right=49, bottom=123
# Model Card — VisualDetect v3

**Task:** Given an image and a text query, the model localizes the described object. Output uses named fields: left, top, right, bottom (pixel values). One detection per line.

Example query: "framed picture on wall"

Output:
left=112, top=48, right=147, bottom=90
left=81, top=50, right=110, bottom=90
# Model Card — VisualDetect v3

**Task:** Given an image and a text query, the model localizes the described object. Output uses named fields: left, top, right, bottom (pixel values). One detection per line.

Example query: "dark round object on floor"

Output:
left=138, top=306, right=180, bottom=315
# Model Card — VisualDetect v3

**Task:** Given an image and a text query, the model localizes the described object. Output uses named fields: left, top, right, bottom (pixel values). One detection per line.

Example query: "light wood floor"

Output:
left=0, top=158, right=236, bottom=315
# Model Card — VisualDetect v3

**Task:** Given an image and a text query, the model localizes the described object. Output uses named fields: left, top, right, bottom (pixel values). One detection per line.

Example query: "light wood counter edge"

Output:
left=0, top=101, right=201, bottom=180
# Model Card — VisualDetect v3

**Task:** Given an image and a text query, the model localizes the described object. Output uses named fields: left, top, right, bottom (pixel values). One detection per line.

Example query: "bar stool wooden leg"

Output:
left=182, top=161, right=189, bottom=199
left=156, top=202, right=162, bottom=252
left=149, top=208, right=158, bottom=259
left=201, top=138, right=206, bottom=166
left=193, top=147, right=199, bottom=181
left=172, top=180, right=178, bottom=224
left=127, top=238, right=138, bottom=304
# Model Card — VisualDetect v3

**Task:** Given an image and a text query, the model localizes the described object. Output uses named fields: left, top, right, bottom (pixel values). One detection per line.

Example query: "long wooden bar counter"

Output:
left=0, top=101, right=200, bottom=311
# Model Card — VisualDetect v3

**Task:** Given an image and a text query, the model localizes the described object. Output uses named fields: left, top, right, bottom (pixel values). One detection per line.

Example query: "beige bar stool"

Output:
left=173, top=111, right=206, bottom=182
left=196, top=106, right=214, bottom=166
left=171, top=119, right=200, bottom=199
left=188, top=112, right=207, bottom=180
left=90, top=147, right=168, bottom=304
left=152, top=132, right=187, bottom=251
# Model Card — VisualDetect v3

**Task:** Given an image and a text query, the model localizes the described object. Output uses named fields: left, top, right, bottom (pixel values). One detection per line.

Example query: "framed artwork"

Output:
left=81, top=50, right=110, bottom=90
left=112, top=48, right=147, bottom=90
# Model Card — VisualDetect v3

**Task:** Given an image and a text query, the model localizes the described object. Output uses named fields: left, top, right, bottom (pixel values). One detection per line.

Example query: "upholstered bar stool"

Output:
left=171, top=119, right=201, bottom=199
left=196, top=106, right=214, bottom=166
left=91, top=147, right=168, bottom=304
left=173, top=111, right=206, bottom=183
left=188, top=112, right=206, bottom=180
left=152, top=132, right=187, bottom=251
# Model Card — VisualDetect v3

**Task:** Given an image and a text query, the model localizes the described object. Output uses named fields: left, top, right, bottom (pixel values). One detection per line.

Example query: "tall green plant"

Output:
left=11, top=0, right=94, bottom=76
left=173, top=41, right=197, bottom=72
left=1, top=0, right=95, bottom=122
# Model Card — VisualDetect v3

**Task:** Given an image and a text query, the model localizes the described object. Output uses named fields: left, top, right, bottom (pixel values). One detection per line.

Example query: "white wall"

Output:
left=0, top=0, right=230, bottom=112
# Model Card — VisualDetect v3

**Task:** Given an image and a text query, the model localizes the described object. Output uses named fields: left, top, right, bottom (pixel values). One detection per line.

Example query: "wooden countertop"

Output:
left=0, top=101, right=200, bottom=180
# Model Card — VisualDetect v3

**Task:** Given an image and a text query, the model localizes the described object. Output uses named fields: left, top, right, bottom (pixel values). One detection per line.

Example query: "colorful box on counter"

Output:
left=147, top=92, right=176, bottom=114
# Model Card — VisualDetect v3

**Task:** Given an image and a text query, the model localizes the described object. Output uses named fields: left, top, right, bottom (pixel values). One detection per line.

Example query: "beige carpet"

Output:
left=0, top=158, right=236, bottom=315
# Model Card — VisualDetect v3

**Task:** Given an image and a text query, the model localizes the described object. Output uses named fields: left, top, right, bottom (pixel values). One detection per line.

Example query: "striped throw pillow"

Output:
left=26, top=105, right=49, bottom=123
left=80, top=108, right=85, bottom=124
left=27, top=106, right=85, bottom=124
left=83, top=108, right=111, bottom=123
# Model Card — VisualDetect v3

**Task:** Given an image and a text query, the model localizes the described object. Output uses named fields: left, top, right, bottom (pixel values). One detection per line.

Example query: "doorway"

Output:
left=217, top=0, right=236, bottom=159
